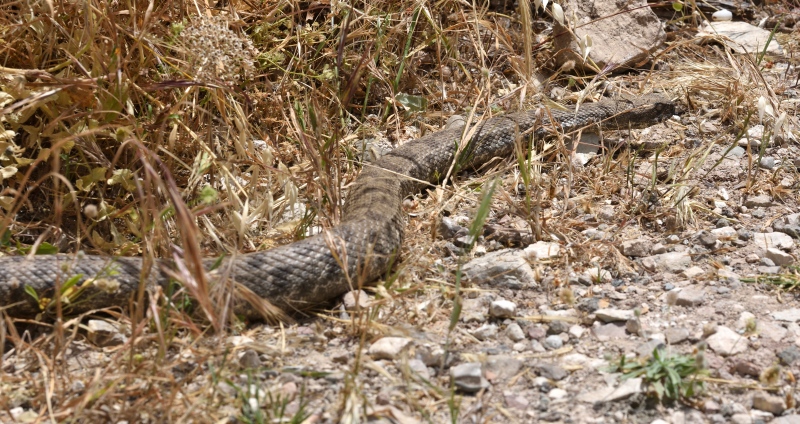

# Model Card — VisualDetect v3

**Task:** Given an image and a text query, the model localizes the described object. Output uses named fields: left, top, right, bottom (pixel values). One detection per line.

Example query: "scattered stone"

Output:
left=524, top=241, right=561, bottom=261
left=706, top=326, right=748, bottom=356
left=569, top=325, right=585, bottom=339
left=665, top=327, right=690, bottom=345
left=636, top=339, right=666, bottom=357
left=547, top=320, right=571, bottom=335
left=238, top=349, right=261, bottom=369
left=506, top=323, right=526, bottom=342
left=675, top=287, right=706, bottom=307
left=620, top=239, right=651, bottom=257
left=552, top=0, right=666, bottom=70
left=751, top=391, right=786, bottom=415
left=343, top=290, right=371, bottom=310
left=595, top=308, right=635, bottom=323
left=535, top=363, right=568, bottom=381
left=773, top=213, right=800, bottom=239
left=711, top=226, right=737, bottom=239
left=548, top=388, right=568, bottom=400
left=451, top=363, right=489, bottom=392
left=504, top=391, right=529, bottom=410
left=772, top=415, right=800, bottom=424
left=626, top=318, right=642, bottom=335
left=408, top=359, right=430, bottom=380
left=369, top=337, right=413, bottom=360
left=489, top=299, right=517, bottom=318
left=759, top=156, right=775, bottom=169
left=86, top=320, right=126, bottom=347
left=772, top=308, right=800, bottom=322
left=484, top=355, right=522, bottom=381
left=527, top=325, right=547, bottom=340
left=778, top=346, right=800, bottom=366
left=697, top=231, right=718, bottom=247
left=416, top=344, right=445, bottom=367
left=577, top=378, right=643, bottom=403
left=752, top=232, right=795, bottom=251
left=544, top=335, right=564, bottom=350
left=641, top=251, right=692, bottom=273
left=462, top=249, right=536, bottom=287
left=765, top=247, right=794, bottom=266
left=472, top=324, right=499, bottom=341
left=439, top=216, right=468, bottom=240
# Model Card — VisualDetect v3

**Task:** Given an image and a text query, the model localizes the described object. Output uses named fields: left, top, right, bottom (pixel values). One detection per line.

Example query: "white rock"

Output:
left=368, top=337, right=413, bottom=360
left=523, top=241, right=561, bottom=261
left=752, top=232, right=794, bottom=250
left=712, top=9, right=732, bottom=21
left=706, top=326, right=747, bottom=356
left=772, top=308, right=800, bottom=323
left=710, top=226, right=737, bottom=239
left=765, top=247, right=794, bottom=266
left=489, top=300, right=517, bottom=318
left=595, top=308, right=635, bottom=322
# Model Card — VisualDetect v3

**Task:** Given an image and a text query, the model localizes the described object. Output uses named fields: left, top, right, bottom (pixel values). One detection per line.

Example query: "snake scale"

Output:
left=0, top=94, right=675, bottom=319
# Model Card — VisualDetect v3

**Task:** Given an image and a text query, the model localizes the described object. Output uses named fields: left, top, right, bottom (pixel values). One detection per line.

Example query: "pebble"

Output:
left=489, top=300, right=517, bottom=318
left=368, top=337, right=413, bottom=360
left=506, top=323, right=526, bottom=342
left=472, top=324, right=499, bottom=341
left=765, top=247, right=794, bottom=266
left=86, top=320, right=126, bottom=347
left=712, top=9, right=732, bottom=21
left=620, top=238, right=652, bottom=257
left=706, top=326, right=748, bottom=356
left=343, top=290, right=371, bottom=310
left=675, top=287, right=706, bottom=307
left=752, top=391, right=786, bottom=415
left=665, top=327, right=690, bottom=344
left=544, top=335, right=564, bottom=350
left=778, top=345, right=800, bottom=365
left=759, top=156, right=775, bottom=169
left=238, top=349, right=261, bottom=369
left=595, top=308, right=635, bottom=322
left=744, top=194, right=773, bottom=208
left=524, top=241, right=561, bottom=260
left=772, top=308, right=800, bottom=322
left=484, top=355, right=522, bottom=381
left=547, top=320, right=571, bottom=335
left=450, top=363, right=489, bottom=392
left=752, top=232, right=794, bottom=250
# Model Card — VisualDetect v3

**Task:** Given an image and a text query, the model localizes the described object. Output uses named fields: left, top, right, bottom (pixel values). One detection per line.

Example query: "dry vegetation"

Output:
left=1, top=0, right=798, bottom=422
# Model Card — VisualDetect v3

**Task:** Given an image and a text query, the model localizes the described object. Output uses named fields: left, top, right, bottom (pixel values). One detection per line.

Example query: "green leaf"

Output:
left=24, top=285, right=39, bottom=302
left=59, top=274, right=84, bottom=295
left=672, top=2, right=683, bottom=12
left=395, top=93, right=428, bottom=113
left=34, top=242, right=59, bottom=254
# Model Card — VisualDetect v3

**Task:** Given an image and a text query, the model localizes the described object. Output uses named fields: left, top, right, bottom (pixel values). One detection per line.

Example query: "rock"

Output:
left=547, top=320, right=571, bottom=335
left=86, top=319, right=126, bottom=347
left=773, top=213, right=800, bottom=238
left=592, top=323, right=627, bottom=341
left=636, top=339, right=666, bottom=357
left=752, top=232, right=795, bottom=251
left=733, top=360, right=760, bottom=377
left=484, top=355, right=522, bottom=381
left=681, top=266, right=705, bottom=279
left=595, top=308, right=635, bottom=323
left=772, top=308, right=800, bottom=322
left=408, top=359, right=430, bottom=380
left=582, top=266, right=612, bottom=284
left=626, top=318, right=642, bottom=335
left=665, top=327, right=690, bottom=344
left=772, top=415, right=800, bottom=424
left=552, top=0, right=665, bottom=70
left=730, top=414, right=753, bottom=424
left=462, top=249, right=536, bottom=287
left=706, top=326, right=747, bottom=356
left=523, top=241, right=561, bottom=260
left=368, top=337, right=413, bottom=360
left=641, top=251, right=692, bottom=273
left=535, top=363, right=568, bottom=381
left=759, top=156, right=776, bottom=169
left=343, top=290, right=371, bottom=310
left=450, top=363, right=489, bottom=392
left=675, top=287, right=706, bottom=307
left=697, top=230, right=718, bottom=247
left=711, top=226, right=737, bottom=239
left=620, top=238, right=651, bottom=257
left=778, top=346, right=800, bottom=365
left=527, top=325, right=547, bottom=340
left=544, top=335, right=564, bottom=350
left=743, top=194, right=774, bottom=208
left=489, top=299, right=517, bottom=318
left=577, top=378, right=643, bottom=403
left=472, top=324, right=499, bottom=341
left=506, top=323, right=526, bottom=342
left=238, top=349, right=261, bottom=369
left=504, top=392, right=529, bottom=410
left=765, top=247, right=794, bottom=266
left=569, top=325, right=586, bottom=339
left=416, top=344, right=445, bottom=367
left=440, top=216, right=468, bottom=240
left=548, top=388, right=568, bottom=400
left=698, top=21, right=783, bottom=54
left=751, top=391, right=786, bottom=415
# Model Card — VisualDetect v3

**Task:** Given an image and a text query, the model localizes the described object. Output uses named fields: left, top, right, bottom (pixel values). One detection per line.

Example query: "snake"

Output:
left=0, top=94, right=675, bottom=319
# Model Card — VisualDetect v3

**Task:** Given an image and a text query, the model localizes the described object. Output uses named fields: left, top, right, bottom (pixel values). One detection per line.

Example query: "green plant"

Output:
left=608, top=347, right=709, bottom=401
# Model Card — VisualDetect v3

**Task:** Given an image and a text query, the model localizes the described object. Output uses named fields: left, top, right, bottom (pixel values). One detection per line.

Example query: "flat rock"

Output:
left=641, top=251, right=692, bottom=273
left=451, top=362, right=489, bottom=393
left=462, top=249, right=536, bottom=287
left=484, top=355, right=522, bottom=381
left=368, top=337, right=413, bottom=360
left=523, top=241, right=561, bottom=261
left=772, top=415, right=800, bottom=424
left=698, top=21, right=784, bottom=54
left=620, top=238, right=651, bottom=257
left=772, top=308, right=800, bottom=322
left=552, top=0, right=665, bottom=70
left=743, top=194, right=774, bottom=208
left=592, top=322, right=627, bottom=341
left=665, top=327, right=690, bottom=344
left=706, top=326, right=747, bottom=357
left=489, top=299, right=517, bottom=318
left=595, top=308, right=635, bottom=322
left=87, top=319, right=126, bottom=347
left=710, top=226, right=737, bottom=239
left=675, top=287, right=706, bottom=307
left=577, top=378, right=643, bottom=403
left=752, top=391, right=786, bottom=415
left=773, top=213, right=800, bottom=238
left=765, top=247, right=794, bottom=266
left=752, top=232, right=795, bottom=251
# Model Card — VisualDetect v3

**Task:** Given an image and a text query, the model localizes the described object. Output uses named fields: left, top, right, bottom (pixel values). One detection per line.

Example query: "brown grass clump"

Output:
left=1, top=0, right=797, bottom=421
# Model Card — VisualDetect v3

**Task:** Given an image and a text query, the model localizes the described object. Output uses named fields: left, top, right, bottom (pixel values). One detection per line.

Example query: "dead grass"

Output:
left=1, top=0, right=798, bottom=422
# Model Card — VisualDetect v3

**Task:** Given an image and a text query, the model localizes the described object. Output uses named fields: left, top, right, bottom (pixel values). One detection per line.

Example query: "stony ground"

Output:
left=2, top=1, right=800, bottom=423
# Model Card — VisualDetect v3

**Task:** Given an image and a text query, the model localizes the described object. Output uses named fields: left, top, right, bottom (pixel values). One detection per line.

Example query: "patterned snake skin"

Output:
left=0, top=94, right=675, bottom=319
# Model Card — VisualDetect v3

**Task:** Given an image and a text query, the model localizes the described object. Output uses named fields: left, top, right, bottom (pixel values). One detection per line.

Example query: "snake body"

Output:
left=0, top=95, right=675, bottom=319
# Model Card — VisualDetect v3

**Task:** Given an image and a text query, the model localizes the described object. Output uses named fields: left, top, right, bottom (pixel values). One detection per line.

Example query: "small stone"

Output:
left=744, top=194, right=773, bottom=208
left=752, top=232, right=795, bottom=251
left=626, top=318, right=642, bottom=335
left=706, top=326, right=747, bottom=356
left=527, top=325, right=547, bottom=340
left=765, top=247, right=794, bottom=266
left=592, top=323, right=627, bottom=341
left=489, top=299, right=517, bottom=318
left=548, top=388, right=568, bottom=400
left=620, top=239, right=651, bottom=257
left=759, top=156, right=776, bottom=169
left=451, top=363, right=489, bottom=392
left=86, top=319, right=126, bottom=347
left=595, top=308, right=635, bottom=322
left=544, top=335, right=563, bottom=350
left=506, top=323, right=526, bottom=342
left=343, top=290, right=371, bottom=310
left=772, top=415, right=800, bottom=424
left=703, top=399, right=721, bottom=413
left=734, top=360, right=761, bottom=378
left=462, top=249, right=537, bottom=287
left=504, top=392, right=529, bottom=410
left=665, top=327, right=690, bottom=344
left=484, top=355, right=522, bottom=381
left=651, top=243, right=667, bottom=254
left=730, top=414, right=753, bottom=424
left=641, top=251, right=692, bottom=273
left=636, top=339, right=666, bottom=357
left=663, top=283, right=675, bottom=291
left=547, top=320, right=571, bottom=335
left=472, top=324, right=499, bottom=341
left=536, top=363, right=568, bottom=381
left=416, top=344, right=445, bottom=367
left=440, top=216, right=468, bottom=240
left=675, top=288, right=706, bottom=307
left=524, top=241, right=561, bottom=261
left=745, top=253, right=760, bottom=263
left=778, top=346, right=800, bottom=365
left=681, top=266, right=705, bottom=279
left=712, top=9, right=733, bottom=21
left=238, top=349, right=261, bottom=369
left=578, top=378, right=643, bottom=403
left=368, top=337, right=413, bottom=360
left=697, top=231, right=718, bottom=247
left=408, top=359, right=430, bottom=380
left=752, top=391, right=786, bottom=415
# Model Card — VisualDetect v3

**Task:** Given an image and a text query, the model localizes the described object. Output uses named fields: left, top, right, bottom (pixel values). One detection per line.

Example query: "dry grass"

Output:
left=1, top=0, right=798, bottom=421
